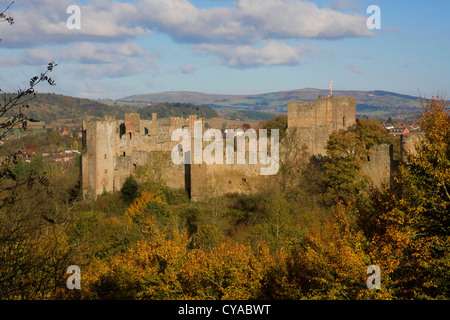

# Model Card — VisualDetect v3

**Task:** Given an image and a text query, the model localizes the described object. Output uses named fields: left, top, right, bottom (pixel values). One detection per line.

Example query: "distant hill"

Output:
left=2, top=93, right=216, bottom=125
left=121, top=88, right=423, bottom=120
left=2, top=88, right=424, bottom=128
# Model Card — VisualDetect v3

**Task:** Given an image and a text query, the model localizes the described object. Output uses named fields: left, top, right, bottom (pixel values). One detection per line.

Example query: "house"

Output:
left=389, top=128, right=410, bottom=135
left=61, top=128, right=69, bottom=136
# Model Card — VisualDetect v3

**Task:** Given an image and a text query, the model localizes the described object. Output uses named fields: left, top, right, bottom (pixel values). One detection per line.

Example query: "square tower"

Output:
left=287, top=96, right=356, bottom=156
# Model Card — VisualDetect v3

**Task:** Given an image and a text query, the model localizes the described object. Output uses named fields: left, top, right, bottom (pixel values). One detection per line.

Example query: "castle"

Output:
left=287, top=96, right=356, bottom=155
left=81, top=96, right=410, bottom=201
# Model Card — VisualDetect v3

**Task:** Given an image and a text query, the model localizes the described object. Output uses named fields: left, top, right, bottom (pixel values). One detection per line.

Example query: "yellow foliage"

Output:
left=124, top=190, right=165, bottom=222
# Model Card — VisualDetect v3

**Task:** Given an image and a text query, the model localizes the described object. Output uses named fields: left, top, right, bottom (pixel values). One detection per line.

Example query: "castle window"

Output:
left=123, top=152, right=126, bottom=157
left=367, top=156, right=371, bottom=162
left=145, top=127, right=149, bottom=135
left=104, top=169, right=108, bottom=174
left=129, top=132, right=132, bottom=139
left=104, top=154, right=107, bottom=159
left=119, top=123, right=126, bottom=138
left=343, top=117, right=347, bottom=127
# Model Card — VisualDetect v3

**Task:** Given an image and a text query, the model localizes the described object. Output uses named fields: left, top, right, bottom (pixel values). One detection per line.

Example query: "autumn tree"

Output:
left=257, top=203, right=381, bottom=300
left=275, top=128, right=308, bottom=191
left=0, top=3, right=73, bottom=299
left=324, top=119, right=394, bottom=204
left=80, top=213, right=275, bottom=300
left=352, top=94, right=449, bottom=299
left=261, top=115, right=288, bottom=140
left=120, top=175, right=140, bottom=204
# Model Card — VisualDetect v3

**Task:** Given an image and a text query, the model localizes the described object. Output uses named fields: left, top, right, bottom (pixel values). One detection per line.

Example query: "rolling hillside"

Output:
left=2, top=88, right=424, bottom=129
left=2, top=93, right=216, bottom=126
left=121, top=88, right=423, bottom=120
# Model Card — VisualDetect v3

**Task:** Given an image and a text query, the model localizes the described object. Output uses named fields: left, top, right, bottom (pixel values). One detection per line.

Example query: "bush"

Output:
left=121, top=175, right=140, bottom=204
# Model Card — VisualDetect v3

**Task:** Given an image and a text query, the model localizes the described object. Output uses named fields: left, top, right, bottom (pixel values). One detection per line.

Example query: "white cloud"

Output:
left=0, top=0, right=149, bottom=47
left=20, top=43, right=157, bottom=80
left=0, top=0, right=374, bottom=74
left=196, top=41, right=317, bottom=68
left=0, top=0, right=371, bottom=48
left=23, top=48, right=56, bottom=65
left=136, top=0, right=371, bottom=44
left=236, top=0, right=370, bottom=40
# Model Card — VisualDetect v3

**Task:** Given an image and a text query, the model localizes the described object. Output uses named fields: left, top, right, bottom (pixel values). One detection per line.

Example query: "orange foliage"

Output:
left=124, top=191, right=165, bottom=222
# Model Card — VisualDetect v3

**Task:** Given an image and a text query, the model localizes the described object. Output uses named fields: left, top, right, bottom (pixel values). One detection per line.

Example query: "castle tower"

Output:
left=124, top=113, right=140, bottom=139
left=81, top=119, right=117, bottom=200
left=287, top=96, right=356, bottom=156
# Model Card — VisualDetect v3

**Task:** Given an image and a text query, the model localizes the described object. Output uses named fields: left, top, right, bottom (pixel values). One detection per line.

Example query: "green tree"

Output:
left=261, top=115, right=288, bottom=139
left=250, top=192, right=298, bottom=251
left=275, top=128, right=308, bottom=191
left=120, top=175, right=140, bottom=204
left=386, top=116, right=394, bottom=126
left=348, top=94, right=450, bottom=299
left=324, top=119, right=393, bottom=204
left=0, top=3, right=72, bottom=300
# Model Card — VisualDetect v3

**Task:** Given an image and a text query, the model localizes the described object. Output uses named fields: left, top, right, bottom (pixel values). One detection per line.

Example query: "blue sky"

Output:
left=0, top=0, right=449, bottom=99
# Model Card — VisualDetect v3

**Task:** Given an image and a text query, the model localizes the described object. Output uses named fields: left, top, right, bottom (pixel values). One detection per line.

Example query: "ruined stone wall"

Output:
left=82, top=113, right=199, bottom=200
left=187, top=136, right=277, bottom=201
left=401, top=131, right=424, bottom=161
left=361, top=144, right=393, bottom=188
left=81, top=96, right=381, bottom=202
left=170, top=117, right=189, bottom=129
left=190, top=161, right=271, bottom=202
left=124, top=113, right=141, bottom=137
left=139, top=120, right=153, bottom=136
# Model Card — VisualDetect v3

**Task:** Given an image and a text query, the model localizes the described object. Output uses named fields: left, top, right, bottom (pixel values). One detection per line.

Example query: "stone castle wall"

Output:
left=361, top=144, right=394, bottom=188
left=401, top=131, right=423, bottom=161
left=81, top=95, right=398, bottom=201
left=287, top=96, right=357, bottom=156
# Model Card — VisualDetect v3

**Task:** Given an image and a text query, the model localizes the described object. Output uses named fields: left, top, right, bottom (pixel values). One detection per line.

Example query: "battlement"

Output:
left=80, top=96, right=393, bottom=202
left=287, top=96, right=356, bottom=156
left=81, top=113, right=207, bottom=200
left=288, top=96, right=356, bottom=131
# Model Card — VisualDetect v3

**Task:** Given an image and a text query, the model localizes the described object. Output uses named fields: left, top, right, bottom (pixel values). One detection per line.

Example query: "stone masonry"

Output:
left=81, top=96, right=396, bottom=201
